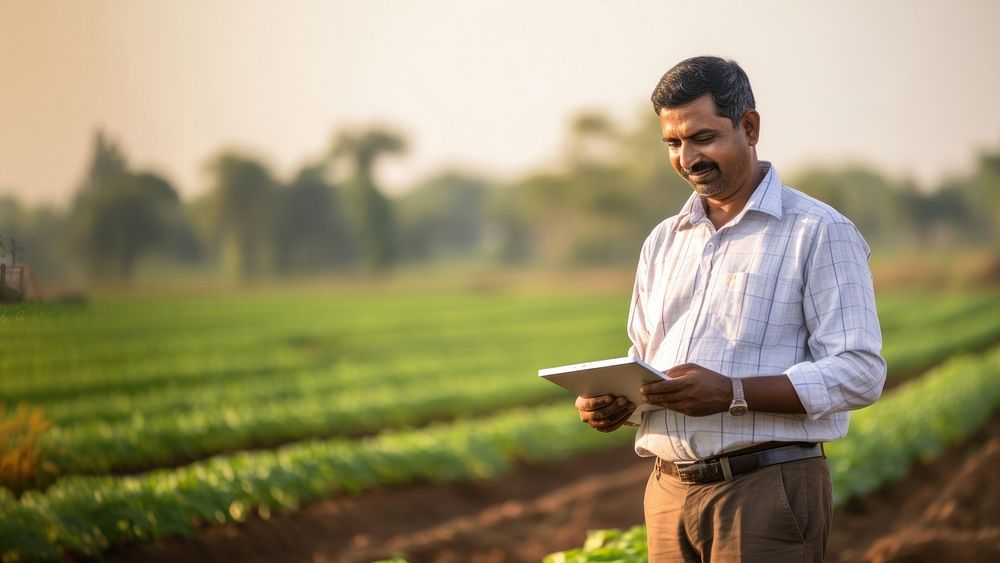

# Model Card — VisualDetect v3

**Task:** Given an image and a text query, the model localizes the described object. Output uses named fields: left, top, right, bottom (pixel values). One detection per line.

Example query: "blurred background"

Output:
left=1, top=0, right=999, bottom=292
left=2, top=2, right=1000, bottom=563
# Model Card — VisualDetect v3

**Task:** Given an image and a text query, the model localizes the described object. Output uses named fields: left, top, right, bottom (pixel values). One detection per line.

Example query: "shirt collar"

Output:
left=673, top=161, right=782, bottom=232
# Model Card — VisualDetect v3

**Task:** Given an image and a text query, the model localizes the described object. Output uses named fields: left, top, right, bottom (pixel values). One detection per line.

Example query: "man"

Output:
left=574, top=56, right=886, bottom=562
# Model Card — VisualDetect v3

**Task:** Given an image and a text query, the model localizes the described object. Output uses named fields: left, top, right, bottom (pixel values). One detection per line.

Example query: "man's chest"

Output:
left=642, top=216, right=811, bottom=346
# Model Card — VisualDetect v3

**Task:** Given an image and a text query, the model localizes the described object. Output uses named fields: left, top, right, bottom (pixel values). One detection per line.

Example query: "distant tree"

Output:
left=329, top=128, right=407, bottom=270
left=487, top=183, right=534, bottom=264
left=564, top=110, right=620, bottom=168
left=0, top=233, right=9, bottom=300
left=902, top=145, right=1000, bottom=248
left=492, top=109, right=655, bottom=265
left=905, top=179, right=974, bottom=246
left=273, top=164, right=357, bottom=273
left=965, top=147, right=1000, bottom=243
left=396, top=170, right=491, bottom=262
left=202, top=152, right=277, bottom=279
left=70, top=131, right=193, bottom=281
left=618, top=110, right=693, bottom=224
left=74, top=172, right=190, bottom=280
left=73, top=130, right=129, bottom=203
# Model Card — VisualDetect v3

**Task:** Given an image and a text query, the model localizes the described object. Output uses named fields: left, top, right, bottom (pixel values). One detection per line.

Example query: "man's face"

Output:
left=658, top=94, right=759, bottom=199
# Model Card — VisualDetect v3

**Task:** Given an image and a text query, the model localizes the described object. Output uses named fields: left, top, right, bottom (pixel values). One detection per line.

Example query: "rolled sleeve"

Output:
left=787, top=220, right=887, bottom=419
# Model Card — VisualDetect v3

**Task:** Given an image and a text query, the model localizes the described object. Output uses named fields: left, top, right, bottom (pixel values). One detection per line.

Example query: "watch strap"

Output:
left=729, top=378, right=748, bottom=416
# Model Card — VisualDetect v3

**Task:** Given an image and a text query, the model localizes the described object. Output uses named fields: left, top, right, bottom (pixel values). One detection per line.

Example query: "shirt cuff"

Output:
left=785, top=362, right=833, bottom=420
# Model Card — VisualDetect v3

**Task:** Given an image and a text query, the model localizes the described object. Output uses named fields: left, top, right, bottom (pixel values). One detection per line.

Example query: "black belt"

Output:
left=656, top=442, right=824, bottom=485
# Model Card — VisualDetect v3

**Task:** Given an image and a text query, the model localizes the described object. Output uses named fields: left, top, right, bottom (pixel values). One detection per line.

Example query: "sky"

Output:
left=2, top=0, right=1000, bottom=207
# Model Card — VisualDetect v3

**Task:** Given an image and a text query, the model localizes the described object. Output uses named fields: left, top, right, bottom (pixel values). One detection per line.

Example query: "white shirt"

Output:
left=628, top=163, right=886, bottom=462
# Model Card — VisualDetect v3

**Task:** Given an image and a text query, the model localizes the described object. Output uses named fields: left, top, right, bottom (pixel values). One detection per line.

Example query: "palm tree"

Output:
left=203, top=152, right=276, bottom=279
left=329, top=128, right=407, bottom=270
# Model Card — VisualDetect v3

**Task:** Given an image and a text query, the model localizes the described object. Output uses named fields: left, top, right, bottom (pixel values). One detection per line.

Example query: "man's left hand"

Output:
left=640, top=363, right=732, bottom=416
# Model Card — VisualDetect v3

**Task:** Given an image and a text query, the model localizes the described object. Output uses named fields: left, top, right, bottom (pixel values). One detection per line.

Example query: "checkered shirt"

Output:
left=628, top=163, right=887, bottom=462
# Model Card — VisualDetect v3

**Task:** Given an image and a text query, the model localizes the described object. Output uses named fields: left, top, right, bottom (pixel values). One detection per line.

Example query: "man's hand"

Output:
left=575, top=395, right=636, bottom=432
left=639, top=363, right=732, bottom=416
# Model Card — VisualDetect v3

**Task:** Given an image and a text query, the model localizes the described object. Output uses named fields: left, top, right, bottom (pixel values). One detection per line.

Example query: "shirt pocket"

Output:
left=716, top=272, right=803, bottom=345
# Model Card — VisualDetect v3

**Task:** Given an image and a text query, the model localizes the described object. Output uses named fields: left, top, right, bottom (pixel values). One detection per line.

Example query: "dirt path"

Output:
left=107, top=417, right=1000, bottom=563
left=827, top=416, right=1000, bottom=562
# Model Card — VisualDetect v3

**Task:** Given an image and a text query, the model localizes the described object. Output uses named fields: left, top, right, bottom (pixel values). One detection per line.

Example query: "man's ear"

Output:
left=741, top=110, right=761, bottom=146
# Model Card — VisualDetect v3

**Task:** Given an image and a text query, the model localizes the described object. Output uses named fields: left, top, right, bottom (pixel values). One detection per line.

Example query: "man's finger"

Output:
left=665, top=364, right=700, bottom=378
left=641, top=391, right=675, bottom=404
left=641, top=379, right=683, bottom=395
left=596, top=397, right=633, bottom=418
left=608, top=403, right=637, bottom=424
left=576, top=395, right=614, bottom=411
left=594, top=403, right=636, bottom=431
left=582, top=402, right=630, bottom=424
left=583, top=400, right=634, bottom=425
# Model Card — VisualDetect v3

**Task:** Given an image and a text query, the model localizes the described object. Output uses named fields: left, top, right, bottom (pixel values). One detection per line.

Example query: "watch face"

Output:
left=729, top=403, right=749, bottom=416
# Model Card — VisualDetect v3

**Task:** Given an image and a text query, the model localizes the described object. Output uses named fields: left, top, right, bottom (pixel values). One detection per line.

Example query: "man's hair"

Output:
left=650, top=56, right=755, bottom=127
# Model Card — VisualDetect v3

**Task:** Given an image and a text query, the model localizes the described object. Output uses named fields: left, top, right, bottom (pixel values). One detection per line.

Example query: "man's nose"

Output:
left=678, top=142, right=700, bottom=173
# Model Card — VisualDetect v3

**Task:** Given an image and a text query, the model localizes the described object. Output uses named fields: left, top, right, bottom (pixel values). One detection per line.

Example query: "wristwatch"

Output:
left=728, top=378, right=749, bottom=416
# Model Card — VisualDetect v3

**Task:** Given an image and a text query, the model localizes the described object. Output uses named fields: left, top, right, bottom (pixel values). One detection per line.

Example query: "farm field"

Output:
left=1, top=279, right=999, bottom=562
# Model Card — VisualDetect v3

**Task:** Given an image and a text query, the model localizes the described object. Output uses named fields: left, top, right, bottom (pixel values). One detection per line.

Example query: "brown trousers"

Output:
left=644, top=457, right=833, bottom=562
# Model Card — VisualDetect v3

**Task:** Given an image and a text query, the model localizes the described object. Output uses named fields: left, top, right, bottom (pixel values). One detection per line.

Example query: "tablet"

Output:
left=538, top=356, right=667, bottom=422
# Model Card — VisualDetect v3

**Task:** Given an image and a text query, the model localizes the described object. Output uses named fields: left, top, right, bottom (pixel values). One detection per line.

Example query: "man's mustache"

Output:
left=681, top=161, right=718, bottom=180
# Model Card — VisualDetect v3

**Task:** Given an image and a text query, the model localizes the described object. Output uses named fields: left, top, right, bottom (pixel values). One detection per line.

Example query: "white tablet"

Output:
left=538, top=356, right=668, bottom=422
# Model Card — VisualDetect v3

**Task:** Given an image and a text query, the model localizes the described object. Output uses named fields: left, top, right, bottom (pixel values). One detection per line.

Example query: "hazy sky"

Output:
left=2, top=0, right=1000, bottom=206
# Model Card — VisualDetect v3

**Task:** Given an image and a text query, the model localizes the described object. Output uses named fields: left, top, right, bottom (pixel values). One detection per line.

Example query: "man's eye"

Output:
left=694, top=136, right=714, bottom=144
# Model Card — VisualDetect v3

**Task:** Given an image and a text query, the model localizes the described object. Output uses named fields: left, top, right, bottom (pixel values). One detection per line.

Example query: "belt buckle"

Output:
left=675, top=460, right=709, bottom=485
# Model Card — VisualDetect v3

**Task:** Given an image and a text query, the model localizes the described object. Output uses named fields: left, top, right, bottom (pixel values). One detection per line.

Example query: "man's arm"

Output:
left=783, top=219, right=886, bottom=418
left=743, top=374, right=804, bottom=413
left=639, top=364, right=802, bottom=416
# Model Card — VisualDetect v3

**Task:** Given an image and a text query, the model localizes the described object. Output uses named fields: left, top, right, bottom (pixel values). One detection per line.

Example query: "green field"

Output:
left=2, top=284, right=1000, bottom=561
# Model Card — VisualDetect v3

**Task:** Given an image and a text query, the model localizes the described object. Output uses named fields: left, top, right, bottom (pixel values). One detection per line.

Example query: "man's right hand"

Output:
left=575, top=395, right=636, bottom=432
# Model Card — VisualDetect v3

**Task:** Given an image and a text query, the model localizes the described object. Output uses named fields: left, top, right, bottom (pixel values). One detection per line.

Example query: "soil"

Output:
left=106, top=416, right=1000, bottom=563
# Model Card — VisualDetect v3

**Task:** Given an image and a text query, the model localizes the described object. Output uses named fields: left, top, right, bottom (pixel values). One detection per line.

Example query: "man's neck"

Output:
left=703, top=162, right=767, bottom=230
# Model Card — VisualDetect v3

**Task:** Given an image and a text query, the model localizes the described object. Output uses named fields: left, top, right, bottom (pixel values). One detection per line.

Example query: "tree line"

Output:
left=1, top=109, right=998, bottom=285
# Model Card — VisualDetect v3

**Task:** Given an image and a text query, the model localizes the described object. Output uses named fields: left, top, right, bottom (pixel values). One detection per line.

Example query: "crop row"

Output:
left=879, top=294, right=1000, bottom=376
left=0, top=290, right=620, bottom=360
left=1, top=292, right=627, bottom=400
left=545, top=344, right=1000, bottom=562
left=874, top=291, right=1000, bottom=333
left=32, top=316, right=623, bottom=425
left=40, top=364, right=579, bottom=475
left=0, top=403, right=632, bottom=562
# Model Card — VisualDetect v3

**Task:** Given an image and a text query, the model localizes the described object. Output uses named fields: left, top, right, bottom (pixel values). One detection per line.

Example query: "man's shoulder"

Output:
left=779, top=184, right=857, bottom=229
left=778, top=184, right=871, bottom=255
